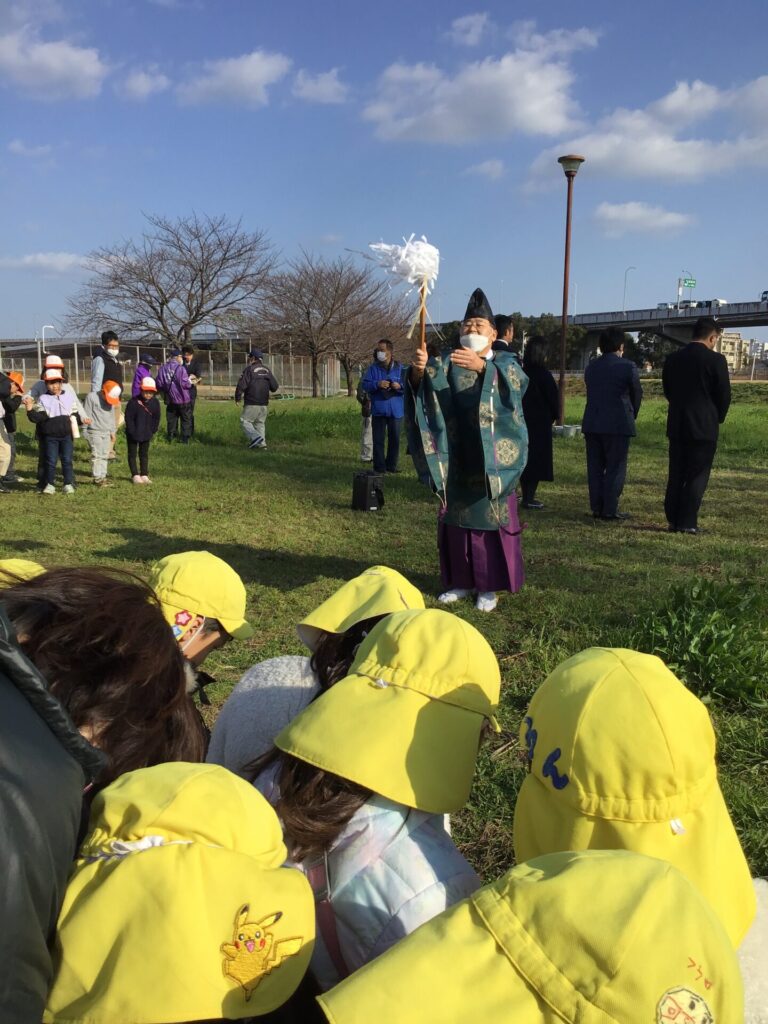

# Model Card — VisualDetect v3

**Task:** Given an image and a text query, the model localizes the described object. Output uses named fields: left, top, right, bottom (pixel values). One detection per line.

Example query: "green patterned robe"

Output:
left=406, top=351, right=529, bottom=530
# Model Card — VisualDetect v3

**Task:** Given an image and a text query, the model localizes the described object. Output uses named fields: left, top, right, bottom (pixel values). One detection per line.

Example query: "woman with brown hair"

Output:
left=246, top=608, right=501, bottom=993
left=1, top=566, right=206, bottom=788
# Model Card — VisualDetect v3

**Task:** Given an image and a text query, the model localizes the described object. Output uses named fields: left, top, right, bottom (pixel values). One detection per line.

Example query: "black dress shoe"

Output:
left=521, top=500, right=545, bottom=510
left=667, top=525, right=678, bottom=533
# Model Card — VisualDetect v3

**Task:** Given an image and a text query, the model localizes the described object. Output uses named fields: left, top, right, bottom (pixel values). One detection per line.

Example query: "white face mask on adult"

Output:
left=460, top=333, right=489, bottom=353
left=107, top=347, right=119, bottom=358
left=376, top=350, right=389, bottom=362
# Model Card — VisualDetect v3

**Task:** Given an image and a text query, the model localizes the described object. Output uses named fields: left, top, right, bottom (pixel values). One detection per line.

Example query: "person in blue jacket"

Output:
left=361, top=339, right=406, bottom=474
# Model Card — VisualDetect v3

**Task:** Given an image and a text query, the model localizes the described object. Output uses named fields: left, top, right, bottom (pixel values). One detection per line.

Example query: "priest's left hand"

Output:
left=450, top=349, right=486, bottom=373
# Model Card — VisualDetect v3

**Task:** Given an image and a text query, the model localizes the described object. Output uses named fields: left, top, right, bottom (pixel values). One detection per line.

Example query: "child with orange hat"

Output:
left=83, top=382, right=122, bottom=487
left=0, top=370, right=24, bottom=490
left=23, top=370, right=91, bottom=494
left=124, top=376, right=161, bottom=483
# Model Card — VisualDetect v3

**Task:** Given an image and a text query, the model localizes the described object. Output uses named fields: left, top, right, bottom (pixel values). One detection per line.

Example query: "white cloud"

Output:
left=176, top=49, right=291, bottom=106
left=528, top=74, right=768, bottom=187
left=594, top=201, right=695, bottom=238
left=364, top=46, right=592, bottom=142
left=120, top=66, right=171, bottom=101
left=464, top=158, right=504, bottom=179
left=8, top=138, right=52, bottom=157
left=0, top=28, right=107, bottom=99
left=509, top=21, right=601, bottom=58
left=448, top=13, right=490, bottom=47
left=293, top=68, right=348, bottom=104
left=0, top=251, right=85, bottom=273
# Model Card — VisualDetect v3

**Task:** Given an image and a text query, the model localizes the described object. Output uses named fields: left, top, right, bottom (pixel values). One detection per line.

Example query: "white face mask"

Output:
left=376, top=350, right=388, bottom=362
left=107, top=347, right=119, bottom=358
left=460, top=333, right=489, bottom=353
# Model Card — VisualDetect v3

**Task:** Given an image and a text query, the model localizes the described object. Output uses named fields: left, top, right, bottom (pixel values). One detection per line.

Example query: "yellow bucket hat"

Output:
left=0, top=558, right=45, bottom=585
left=149, top=550, right=254, bottom=640
left=318, top=850, right=743, bottom=1024
left=276, top=608, right=500, bottom=813
left=44, top=763, right=315, bottom=1024
left=513, top=647, right=755, bottom=947
left=296, top=565, right=424, bottom=652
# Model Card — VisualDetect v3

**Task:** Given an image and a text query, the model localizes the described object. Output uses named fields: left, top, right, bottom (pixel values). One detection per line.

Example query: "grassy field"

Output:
left=2, top=389, right=767, bottom=876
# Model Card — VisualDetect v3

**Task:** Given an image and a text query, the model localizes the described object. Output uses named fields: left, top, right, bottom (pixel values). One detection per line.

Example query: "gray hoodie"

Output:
left=83, top=391, right=116, bottom=434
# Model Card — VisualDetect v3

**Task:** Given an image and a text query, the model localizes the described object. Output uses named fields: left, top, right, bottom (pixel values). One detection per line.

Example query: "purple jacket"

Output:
left=157, top=359, right=192, bottom=405
left=131, top=363, right=156, bottom=398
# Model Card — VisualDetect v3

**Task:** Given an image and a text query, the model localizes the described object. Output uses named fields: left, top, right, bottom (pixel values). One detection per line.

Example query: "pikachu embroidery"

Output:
left=221, top=904, right=303, bottom=1001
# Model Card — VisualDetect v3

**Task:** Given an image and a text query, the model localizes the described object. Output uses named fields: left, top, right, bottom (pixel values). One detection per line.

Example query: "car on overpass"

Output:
left=698, top=299, right=729, bottom=309
left=761, top=290, right=768, bottom=303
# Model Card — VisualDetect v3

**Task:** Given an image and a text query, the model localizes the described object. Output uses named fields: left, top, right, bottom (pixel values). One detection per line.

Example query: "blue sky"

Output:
left=1, top=0, right=767, bottom=338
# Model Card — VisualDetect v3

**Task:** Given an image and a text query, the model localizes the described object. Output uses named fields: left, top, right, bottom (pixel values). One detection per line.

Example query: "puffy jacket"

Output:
left=256, top=766, right=480, bottom=992
left=235, top=362, right=279, bottom=406
left=27, top=391, right=81, bottom=439
left=90, top=348, right=123, bottom=392
left=157, top=360, right=192, bottom=406
left=0, top=607, right=104, bottom=1023
left=361, top=361, right=406, bottom=418
left=124, top=395, right=161, bottom=442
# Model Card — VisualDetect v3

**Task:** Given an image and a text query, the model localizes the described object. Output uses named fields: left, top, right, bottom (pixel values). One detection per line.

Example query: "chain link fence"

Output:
left=0, top=340, right=343, bottom=398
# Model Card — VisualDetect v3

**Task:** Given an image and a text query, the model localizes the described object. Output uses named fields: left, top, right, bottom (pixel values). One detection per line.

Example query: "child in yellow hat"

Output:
left=208, top=566, right=424, bottom=776
left=317, top=849, right=744, bottom=1024
left=247, top=607, right=501, bottom=991
left=44, top=763, right=316, bottom=1024
left=512, top=647, right=765, bottom=1020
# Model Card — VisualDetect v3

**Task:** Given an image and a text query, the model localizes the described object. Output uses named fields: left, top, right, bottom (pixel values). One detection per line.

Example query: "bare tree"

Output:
left=332, top=289, right=415, bottom=395
left=261, top=252, right=415, bottom=397
left=67, top=213, right=276, bottom=344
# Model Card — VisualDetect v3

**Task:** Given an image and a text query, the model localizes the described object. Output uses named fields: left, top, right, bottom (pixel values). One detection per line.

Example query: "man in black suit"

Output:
left=582, top=327, right=643, bottom=520
left=662, top=317, right=731, bottom=534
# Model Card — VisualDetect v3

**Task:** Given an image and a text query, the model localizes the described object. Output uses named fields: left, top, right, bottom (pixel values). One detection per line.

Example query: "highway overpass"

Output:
left=571, top=301, right=768, bottom=343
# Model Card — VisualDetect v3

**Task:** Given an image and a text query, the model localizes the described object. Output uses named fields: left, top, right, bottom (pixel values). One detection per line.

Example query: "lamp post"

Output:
left=40, top=324, right=56, bottom=373
left=622, top=266, right=636, bottom=317
left=556, top=154, right=584, bottom=426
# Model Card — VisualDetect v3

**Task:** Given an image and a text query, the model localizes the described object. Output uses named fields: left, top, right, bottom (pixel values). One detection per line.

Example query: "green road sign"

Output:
left=683, top=278, right=696, bottom=288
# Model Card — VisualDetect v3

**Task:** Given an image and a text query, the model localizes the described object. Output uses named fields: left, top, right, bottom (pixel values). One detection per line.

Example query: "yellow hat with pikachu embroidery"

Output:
left=296, top=565, right=424, bottom=653
left=44, top=763, right=314, bottom=1023
left=318, top=850, right=743, bottom=1024
left=513, top=647, right=755, bottom=947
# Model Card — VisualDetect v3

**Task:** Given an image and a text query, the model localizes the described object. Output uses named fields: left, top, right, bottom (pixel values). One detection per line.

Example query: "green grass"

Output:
left=2, top=393, right=767, bottom=875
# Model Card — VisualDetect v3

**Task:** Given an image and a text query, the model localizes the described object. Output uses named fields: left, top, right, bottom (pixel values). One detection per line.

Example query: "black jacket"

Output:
left=582, top=353, right=642, bottom=436
left=662, top=342, right=731, bottom=441
left=0, top=373, right=21, bottom=433
left=125, top=395, right=161, bottom=442
left=235, top=362, right=279, bottom=406
left=522, top=364, right=559, bottom=481
left=0, top=608, right=104, bottom=1023
left=92, top=348, right=123, bottom=387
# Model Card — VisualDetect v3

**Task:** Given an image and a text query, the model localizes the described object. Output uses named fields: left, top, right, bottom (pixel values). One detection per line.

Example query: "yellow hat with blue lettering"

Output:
left=296, top=565, right=424, bottom=652
left=513, top=647, right=755, bottom=948
left=278, top=608, right=499, bottom=813
left=318, top=850, right=743, bottom=1024
left=44, top=763, right=314, bottom=1023
left=149, top=550, right=253, bottom=640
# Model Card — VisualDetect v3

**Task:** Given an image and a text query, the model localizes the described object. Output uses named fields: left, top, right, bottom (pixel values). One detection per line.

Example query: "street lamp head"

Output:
left=558, top=154, right=585, bottom=178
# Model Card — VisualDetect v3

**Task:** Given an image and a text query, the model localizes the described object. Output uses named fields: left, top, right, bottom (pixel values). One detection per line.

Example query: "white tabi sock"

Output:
left=438, top=588, right=471, bottom=604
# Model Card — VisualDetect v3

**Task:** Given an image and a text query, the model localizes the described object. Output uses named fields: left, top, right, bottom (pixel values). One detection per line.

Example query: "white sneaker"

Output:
left=132, top=475, right=144, bottom=484
left=476, top=592, right=498, bottom=612
left=42, top=483, right=56, bottom=495
left=141, top=475, right=152, bottom=484
left=438, top=588, right=471, bottom=604
left=63, top=484, right=75, bottom=495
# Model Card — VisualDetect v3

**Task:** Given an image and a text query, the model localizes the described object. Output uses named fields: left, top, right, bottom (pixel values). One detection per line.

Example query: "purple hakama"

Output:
left=438, top=494, right=525, bottom=593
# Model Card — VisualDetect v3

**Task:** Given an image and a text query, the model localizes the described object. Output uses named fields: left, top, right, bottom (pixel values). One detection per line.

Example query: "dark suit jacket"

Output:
left=662, top=343, right=731, bottom=441
left=582, top=353, right=642, bottom=436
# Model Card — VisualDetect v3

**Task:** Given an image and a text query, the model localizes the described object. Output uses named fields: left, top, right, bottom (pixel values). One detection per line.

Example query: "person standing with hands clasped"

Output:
left=362, top=339, right=406, bottom=474
left=125, top=377, right=161, bottom=484
left=663, top=317, right=731, bottom=534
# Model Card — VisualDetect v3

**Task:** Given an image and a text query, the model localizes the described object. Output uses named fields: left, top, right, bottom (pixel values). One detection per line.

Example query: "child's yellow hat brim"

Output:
left=296, top=566, right=424, bottom=652
left=278, top=608, right=499, bottom=813
left=318, top=850, right=743, bottom=1024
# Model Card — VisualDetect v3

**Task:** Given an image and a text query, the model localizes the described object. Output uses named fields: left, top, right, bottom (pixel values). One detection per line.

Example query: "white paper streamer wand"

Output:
left=367, top=234, right=440, bottom=350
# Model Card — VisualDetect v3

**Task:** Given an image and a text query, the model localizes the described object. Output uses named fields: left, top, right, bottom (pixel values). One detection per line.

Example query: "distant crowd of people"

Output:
left=0, top=555, right=763, bottom=1022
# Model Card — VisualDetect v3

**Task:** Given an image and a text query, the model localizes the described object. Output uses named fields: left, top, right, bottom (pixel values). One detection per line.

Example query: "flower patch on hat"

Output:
left=221, top=904, right=304, bottom=1001
left=657, top=987, right=713, bottom=1024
